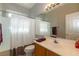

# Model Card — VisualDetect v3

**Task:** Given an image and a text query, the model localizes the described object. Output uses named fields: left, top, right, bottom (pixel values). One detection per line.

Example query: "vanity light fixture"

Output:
left=44, top=3, right=62, bottom=12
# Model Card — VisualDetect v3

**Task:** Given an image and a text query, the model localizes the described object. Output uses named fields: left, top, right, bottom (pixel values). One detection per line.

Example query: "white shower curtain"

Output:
left=36, top=20, right=50, bottom=37
left=8, top=11, right=50, bottom=49
left=10, top=13, right=35, bottom=49
left=0, top=10, right=51, bottom=51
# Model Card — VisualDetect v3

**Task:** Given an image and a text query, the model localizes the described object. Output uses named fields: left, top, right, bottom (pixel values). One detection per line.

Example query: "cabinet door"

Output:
left=46, top=50, right=59, bottom=56
left=34, top=44, right=46, bottom=56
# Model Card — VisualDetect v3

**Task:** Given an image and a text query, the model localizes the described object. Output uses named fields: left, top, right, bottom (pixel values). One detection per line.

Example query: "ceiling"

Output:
left=17, top=3, right=35, bottom=9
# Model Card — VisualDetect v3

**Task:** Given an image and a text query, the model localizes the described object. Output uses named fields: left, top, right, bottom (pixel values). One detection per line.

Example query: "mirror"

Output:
left=39, top=3, right=79, bottom=40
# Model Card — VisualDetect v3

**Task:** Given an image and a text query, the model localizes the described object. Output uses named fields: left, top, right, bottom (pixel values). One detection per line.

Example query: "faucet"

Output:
left=51, top=35, right=58, bottom=43
left=54, top=39, right=58, bottom=43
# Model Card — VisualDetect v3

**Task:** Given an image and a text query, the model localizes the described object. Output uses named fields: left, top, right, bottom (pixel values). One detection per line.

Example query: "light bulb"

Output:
left=8, top=13, right=12, bottom=17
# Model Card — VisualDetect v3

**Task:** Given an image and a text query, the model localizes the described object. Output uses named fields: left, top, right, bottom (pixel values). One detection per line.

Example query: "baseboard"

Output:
left=0, top=50, right=10, bottom=56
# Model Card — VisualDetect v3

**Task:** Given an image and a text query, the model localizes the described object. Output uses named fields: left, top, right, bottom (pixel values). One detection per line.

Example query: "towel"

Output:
left=0, top=24, right=3, bottom=45
left=36, top=37, right=46, bottom=42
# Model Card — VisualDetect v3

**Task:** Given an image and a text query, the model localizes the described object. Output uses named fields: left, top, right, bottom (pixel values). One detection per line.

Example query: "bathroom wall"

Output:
left=0, top=4, right=2, bottom=10
left=40, top=3, right=79, bottom=38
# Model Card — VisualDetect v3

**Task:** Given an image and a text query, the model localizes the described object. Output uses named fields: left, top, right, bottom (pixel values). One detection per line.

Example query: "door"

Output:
left=66, top=12, right=79, bottom=40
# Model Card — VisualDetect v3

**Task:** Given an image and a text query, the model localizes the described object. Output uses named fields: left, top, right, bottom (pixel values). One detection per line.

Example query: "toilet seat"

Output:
left=24, top=45, right=35, bottom=56
left=24, top=45, right=35, bottom=52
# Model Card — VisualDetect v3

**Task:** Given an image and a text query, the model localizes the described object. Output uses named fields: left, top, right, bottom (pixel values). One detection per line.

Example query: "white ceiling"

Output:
left=17, top=3, right=35, bottom=9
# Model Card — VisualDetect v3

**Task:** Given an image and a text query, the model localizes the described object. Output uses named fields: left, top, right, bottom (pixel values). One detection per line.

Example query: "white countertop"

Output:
left=34, top=37, right=79, bottom=56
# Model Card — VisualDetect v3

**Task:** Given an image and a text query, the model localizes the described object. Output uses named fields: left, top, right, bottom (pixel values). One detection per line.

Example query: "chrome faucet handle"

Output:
left=54, top=40, right=58, bottom=43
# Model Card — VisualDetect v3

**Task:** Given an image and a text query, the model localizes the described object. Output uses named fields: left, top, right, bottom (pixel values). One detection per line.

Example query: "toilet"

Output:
left=24, top=45, right=35, bottom=56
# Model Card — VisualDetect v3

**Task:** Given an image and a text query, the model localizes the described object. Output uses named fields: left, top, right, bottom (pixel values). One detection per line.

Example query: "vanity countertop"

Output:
left=34, top=37, right=79, bottom=56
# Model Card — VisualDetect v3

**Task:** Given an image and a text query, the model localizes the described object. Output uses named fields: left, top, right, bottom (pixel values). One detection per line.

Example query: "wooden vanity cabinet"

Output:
left=34, top=43, right=59, bottom=56
left=34, top=43, right=46, bottom=56
left=46, top=50, right=59, bottom=56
